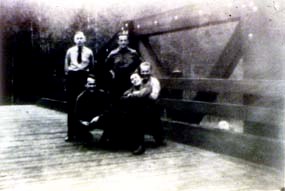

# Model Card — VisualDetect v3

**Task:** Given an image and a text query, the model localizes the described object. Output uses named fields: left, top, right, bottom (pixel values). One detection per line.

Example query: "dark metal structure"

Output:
left=114, top=3, right=285, bottom=170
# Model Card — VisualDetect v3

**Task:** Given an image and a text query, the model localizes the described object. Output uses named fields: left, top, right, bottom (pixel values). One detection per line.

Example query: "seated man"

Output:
left=97, top=73, right=151, bottom=154
left=74, top=76, right=110, bottom=141
left=138, top=62, right=166, bottom=146
left=121, top=73, right=152, bottom=155
left=122, top=73, right=152, bottom=100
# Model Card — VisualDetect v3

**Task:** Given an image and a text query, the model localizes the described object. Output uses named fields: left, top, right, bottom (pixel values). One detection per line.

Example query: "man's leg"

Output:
left=132, top=128, right=145, bottom=155
left=150, top=102, right=166, bottom=146
left=66, top=72, right=87, bottom=141
left=66, top=74, right=77, bottom=141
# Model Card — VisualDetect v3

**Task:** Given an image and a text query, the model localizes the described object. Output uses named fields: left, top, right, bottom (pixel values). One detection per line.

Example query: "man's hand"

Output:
left=90, top=115, right=100, bottom=124
left=109, top=70, right=115, bottom=79
left=80, top=120, right=90, bottom=126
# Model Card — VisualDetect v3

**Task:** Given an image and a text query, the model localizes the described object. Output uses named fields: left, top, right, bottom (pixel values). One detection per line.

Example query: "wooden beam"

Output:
left=138, top=37, right=166, bottom=77
left=96, top=31, right=120, bottom=64
left=37, top=98, right=67, bottom=113
left=208, top=22, right=242, bottom=78
left=243, top=121, right=284, bottom=139
left=162, top=119, right=285, bottom=170
left=159, top=98, right=284, bottom=126
left=160, top=78, right=285, bottom=97
left=185, top=22, right=243, bottom=123
left=130, top=4, right=241, bottom=36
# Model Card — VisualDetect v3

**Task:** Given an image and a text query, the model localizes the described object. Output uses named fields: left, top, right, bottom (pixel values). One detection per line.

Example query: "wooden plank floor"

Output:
left=0, top=105, right=283, bottom=191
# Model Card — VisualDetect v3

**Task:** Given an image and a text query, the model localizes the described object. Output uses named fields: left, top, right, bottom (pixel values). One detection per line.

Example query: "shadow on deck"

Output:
left=0, top=105, right=283, bottom=191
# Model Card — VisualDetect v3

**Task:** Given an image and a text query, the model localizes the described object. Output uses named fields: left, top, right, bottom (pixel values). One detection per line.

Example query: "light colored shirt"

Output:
left=123, top=83, right=152, bottom=99
left=65, top=46, right=94, bottom=73
left=148, top=76, right=161, bottom=100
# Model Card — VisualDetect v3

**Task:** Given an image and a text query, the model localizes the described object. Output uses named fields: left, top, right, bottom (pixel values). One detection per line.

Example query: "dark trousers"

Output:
left=145, top=101, right=164, bottom=143
left=99, top=98, right=164, bottom=148
left=122, top=98, right=147, bottom=148
left=66, top=71, right=88, bottom=138
left=98, top=99, right=144, bottom=149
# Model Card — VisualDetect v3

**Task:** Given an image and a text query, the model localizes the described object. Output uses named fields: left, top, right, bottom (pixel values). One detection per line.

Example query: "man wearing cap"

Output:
left=104, top=31, right=142, bottom=100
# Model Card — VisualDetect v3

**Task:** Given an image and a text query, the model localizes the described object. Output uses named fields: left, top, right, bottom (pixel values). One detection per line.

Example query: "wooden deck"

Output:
left=0, top=105, right=283, bottom=191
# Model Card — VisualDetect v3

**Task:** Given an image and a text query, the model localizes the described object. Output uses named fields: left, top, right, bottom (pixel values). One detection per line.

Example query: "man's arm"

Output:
left=89, top=50, right=95, bottom=73
left=128, top=49, right=144, bottom=73
left=132, top=83, right=152, bottom=98
left=150, top=77, right=161, bottom=100
left=104, top=52, right=115, bottom=79
left=64, top=50, right=70, bottom=75
left=122, top=88, right=132, bottom=99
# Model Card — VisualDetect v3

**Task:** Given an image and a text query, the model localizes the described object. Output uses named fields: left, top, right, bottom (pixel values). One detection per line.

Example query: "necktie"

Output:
left=77, top=47, right=82, bottom=63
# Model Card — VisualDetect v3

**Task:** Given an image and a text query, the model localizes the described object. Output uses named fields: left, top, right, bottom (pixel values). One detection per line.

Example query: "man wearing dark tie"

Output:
left=64, top=31, right=94, bottom=141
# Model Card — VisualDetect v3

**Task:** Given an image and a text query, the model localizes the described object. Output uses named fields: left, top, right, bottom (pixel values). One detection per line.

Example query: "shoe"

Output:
left=132, top=145, right=145, bottom=155
left=155, top=139, right=167, bottom=147
left=98, top=136, right=109, bottom=145
left=78, top=132, right=93, bottom=142
left=65, top=136, right=76, bottom=142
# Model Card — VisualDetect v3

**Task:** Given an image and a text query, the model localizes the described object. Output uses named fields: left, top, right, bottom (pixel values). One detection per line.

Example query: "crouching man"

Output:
left=74, top=76, right=110, bottom=142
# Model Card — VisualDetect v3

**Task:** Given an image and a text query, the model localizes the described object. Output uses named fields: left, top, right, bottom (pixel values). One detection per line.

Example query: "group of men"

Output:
left=64, top=31, right=165, bottom=155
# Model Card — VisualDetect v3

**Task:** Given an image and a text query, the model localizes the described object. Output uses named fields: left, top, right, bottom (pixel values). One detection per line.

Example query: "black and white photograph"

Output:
left=0, top=0, right=284, bottom=190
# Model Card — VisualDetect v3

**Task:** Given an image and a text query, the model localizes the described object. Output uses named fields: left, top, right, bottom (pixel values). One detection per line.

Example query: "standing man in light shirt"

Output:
left=64, top=31, right=94, bottom=142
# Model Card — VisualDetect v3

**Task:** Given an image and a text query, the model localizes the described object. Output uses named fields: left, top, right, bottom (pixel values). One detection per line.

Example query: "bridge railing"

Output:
left=158, top=77, right=285, bottom=169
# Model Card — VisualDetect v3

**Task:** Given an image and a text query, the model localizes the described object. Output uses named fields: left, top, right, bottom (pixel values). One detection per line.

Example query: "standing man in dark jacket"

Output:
left=104, top=31, right=142, bottom=100
left=97, top=31, right=142, bottom=146
left=64, top=31, right=94, bottom=141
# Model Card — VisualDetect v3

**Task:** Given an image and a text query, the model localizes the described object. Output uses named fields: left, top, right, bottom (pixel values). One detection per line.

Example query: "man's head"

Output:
left=139, top=62, right=152, bottom=81
left=117, top=31, right=129, bottom=49
left=130, top=73, right=142, bottom=87
left=74, top=31, right=86, bottom=47
left=85, top=76, right=96, bottom=92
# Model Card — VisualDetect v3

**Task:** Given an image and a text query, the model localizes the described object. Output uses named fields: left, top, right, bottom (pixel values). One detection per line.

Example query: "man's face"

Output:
left=86, top=78, right=96, bottom=92
left=118, top=35, right=129, bottom=49
left=74, top=34, right=85, bottom=46
left=130, top=74, right=142, bottom=87
left=140, top=65, right=151, bottom=80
